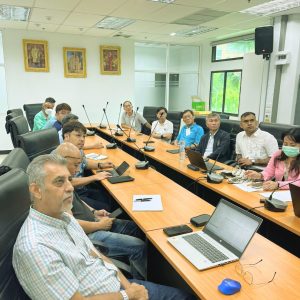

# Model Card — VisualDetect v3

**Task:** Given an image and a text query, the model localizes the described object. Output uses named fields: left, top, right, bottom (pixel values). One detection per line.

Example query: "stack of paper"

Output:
left=260, top=191, right=292, bottom=203
left=85, top=153, right=108, bottom=160
left=132, top=195, right=163, bottom=211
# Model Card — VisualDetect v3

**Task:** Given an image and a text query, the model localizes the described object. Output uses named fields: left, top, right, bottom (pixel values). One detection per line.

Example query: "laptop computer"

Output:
left=107, top=161, right=129, bottom=177
left=186, top=150, right=224, bottom=172
left=168, top=199, right=262, bottom=270
left=289, top=183, right=300, bottom=217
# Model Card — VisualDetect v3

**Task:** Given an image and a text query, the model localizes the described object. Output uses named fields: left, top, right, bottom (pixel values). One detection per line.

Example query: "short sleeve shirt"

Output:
left=176, top=123, right=204, bottom=147
left=121, top=111, right=147, bottom=132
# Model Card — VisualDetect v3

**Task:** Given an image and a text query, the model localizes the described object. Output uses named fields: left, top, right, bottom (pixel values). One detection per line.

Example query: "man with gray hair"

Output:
left=196, top=113, right=230, bottom=163
left=13, top=154, right=196, bottom=300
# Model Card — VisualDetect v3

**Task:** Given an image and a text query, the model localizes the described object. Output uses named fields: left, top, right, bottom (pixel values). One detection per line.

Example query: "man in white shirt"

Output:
left=151, top=107, right=173, bottom=142
left=236, top=112, right=278, bottom=167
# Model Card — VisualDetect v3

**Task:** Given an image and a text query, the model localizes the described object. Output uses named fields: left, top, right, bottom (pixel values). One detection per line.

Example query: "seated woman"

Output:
left=246, top=128, right=300, bottom=190
left=151, top=107, right=173, bottom=143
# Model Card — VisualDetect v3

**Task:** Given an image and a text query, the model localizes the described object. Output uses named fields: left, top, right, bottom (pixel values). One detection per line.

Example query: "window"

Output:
left=210, top=70, right=242, bottom=115
left=212, top=39, right=254, bottom=62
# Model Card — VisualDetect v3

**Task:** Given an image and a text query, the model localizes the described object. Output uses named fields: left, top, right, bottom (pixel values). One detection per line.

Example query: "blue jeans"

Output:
left=129, top=279, right=197, bottom=300
left=88, top=219, right=146, bottom=279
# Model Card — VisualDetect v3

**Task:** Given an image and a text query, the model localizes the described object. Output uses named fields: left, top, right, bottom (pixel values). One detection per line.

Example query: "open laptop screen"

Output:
left=204, top=199, right=263, bottom=257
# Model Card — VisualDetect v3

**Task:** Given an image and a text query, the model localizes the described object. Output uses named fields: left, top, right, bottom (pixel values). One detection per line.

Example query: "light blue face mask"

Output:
left=282, top=145, right=300, bottom=157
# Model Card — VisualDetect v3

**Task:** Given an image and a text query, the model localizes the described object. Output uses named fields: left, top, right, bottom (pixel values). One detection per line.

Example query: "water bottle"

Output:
left=179, top=140, right=185, bottom=161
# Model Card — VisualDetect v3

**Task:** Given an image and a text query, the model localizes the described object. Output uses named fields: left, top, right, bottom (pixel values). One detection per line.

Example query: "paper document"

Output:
left=234, top=183, right=260, bottom=192
left=260, top=191, right=292, bottom=203
left=132, top=195, right=163, bottom=211
left=85, top=153, right=108, bottom=160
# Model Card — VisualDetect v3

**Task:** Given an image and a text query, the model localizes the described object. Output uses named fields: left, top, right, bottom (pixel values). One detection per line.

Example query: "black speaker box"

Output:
left=255, top=26, right=273, bottom=55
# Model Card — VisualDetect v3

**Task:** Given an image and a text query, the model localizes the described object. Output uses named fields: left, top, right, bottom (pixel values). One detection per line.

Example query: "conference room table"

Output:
left=84, top=135, right=300, bottom=300
left=91, top=125, right=300, bottom=257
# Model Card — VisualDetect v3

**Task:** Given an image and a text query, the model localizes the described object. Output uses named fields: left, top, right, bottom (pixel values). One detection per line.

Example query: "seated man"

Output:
left=56, top=142, right=146, bottom=279
left=151, top=107, right=173, bottom=143
left=32, top=97, right=56, bottom=131
left=62, top=121, right=113, bottom=210
left=121, top=100, right=151, bottom=132
left=13, top=154, right=196, bottom=300
left=44, top=102, right=72, bottom=131
left=175, top=109, right=204, bottom=150
left=196, top=113, right=230, bottom=163
left=236, top=112, right=278, bottom=167
left=58, top=113, right=79, bottom=143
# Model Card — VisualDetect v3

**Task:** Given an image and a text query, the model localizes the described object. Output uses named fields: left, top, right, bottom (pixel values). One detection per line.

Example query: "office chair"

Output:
left=7, top=116, right=30, bottom=147
left=23, top=103, right=43, bottom=130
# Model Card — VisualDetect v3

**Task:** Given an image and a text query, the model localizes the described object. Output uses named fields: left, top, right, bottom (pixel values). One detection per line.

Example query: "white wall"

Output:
left=0, top=29, right=135, bottom=150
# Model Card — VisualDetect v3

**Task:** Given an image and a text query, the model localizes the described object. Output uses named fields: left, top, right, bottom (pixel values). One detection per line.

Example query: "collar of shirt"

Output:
left=242, top=128, right=261, bottom=138
left=185, top=123, right=195, bottom=129
left=209, top=129, right=218, bottom=137
left=30, top=207, right=71, bottom=229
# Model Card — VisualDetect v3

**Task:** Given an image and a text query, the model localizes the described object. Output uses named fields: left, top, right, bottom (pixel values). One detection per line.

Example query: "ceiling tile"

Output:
left=30, top=8, right=70, bottom=24
left=210, top=0, right=271, bottom=13
left=0, top=0, right=34, bottom=6
left=56, top=25, right=88, bottom=34
left=174, top=0, right=223, bottom=9
left=63, top=12, right=105, bottom=27
left=27, top=22, right=59, bottom=32
left=34, top=0, right=80, bottom=11
left=83, top=28, right=116, bottom=37
left=74, top=0, right=127, bottom=15
left=0, top=20, right=27, bottom=29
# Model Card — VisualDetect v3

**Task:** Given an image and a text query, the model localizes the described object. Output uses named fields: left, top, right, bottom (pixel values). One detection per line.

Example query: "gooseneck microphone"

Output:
left=117, top=124, right=149, bottom=169
left=82, top=105, right=95, bottom=135
left=115, top=103, right=124, bottom=136
left=99, top=101, right=109, bottom=128
left=103, top=108, right=117, bottom=149
left=126, top=107, right=139, bottom=142
left=144, top=112, right=163, bottom=152
left=207, top=152, right=223, bottom=184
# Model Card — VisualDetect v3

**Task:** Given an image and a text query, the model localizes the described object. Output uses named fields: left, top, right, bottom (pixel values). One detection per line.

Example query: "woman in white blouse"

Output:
left=151, top=107, right=173, bottom=143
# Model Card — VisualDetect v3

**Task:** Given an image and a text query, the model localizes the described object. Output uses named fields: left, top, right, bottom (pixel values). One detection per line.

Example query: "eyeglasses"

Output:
left=235, top=259, right=276, bottom=285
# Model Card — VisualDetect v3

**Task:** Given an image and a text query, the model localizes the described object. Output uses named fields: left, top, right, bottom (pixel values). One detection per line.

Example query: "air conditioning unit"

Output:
left=275, top=51, right=290, bottom=65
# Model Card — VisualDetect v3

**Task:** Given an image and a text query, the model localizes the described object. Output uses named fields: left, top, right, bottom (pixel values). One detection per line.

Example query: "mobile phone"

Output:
left=109, top=208, right=123, bottom=218
left=163, top=224, right=193, bottom=237
left=190, top=214, right=210, bottom=227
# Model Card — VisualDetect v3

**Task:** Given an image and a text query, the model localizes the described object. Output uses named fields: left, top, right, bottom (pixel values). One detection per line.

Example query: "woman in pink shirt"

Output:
left=246, top=128, right=300, bottom=190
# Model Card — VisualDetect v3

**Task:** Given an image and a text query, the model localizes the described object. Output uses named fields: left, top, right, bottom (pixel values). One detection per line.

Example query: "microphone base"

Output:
left=144, top=146, right=155, bottom=152
left=207, top=173, right=223, bottom=184
left=99, top=124, right=107, bottom=129
left=86, top=130, right=95, bottom=136
left=127, top=137, right=136, bottom=142
left=135, top=161, right=149, bottom=170
left=106, top=143, right=117, bottom=149
left=264, top=198, right=287, bottom=212
left=115, top=131, right=123, bottom=136
left=187, top=164, right=200, bottom=171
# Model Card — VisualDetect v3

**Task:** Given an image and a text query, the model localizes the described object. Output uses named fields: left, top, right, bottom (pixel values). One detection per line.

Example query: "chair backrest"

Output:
left=141, top=106, right=159, bottom=135
left=17, top=128, right=59, bottom=161
left=167, top=111, right=182, bottom=141
left=194, top=116, right=208, bottom=133
left=0, top=148, right=30, bottom=171
left=7, top=109, right=23, bottom=116
left=23, top=103, right=43, bottom=130
left=259, top=122, right=297, bottom=147
left=0, top=168, right=30, bottom=300
left=5, top=111, right=24, bottom=134
left=7, top=116, right=30, bottom=147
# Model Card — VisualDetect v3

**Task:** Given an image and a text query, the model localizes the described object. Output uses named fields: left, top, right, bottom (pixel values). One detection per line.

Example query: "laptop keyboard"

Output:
left=183, top=234, right=228, bottom=263
left=205, top=162, right=223, bottom=171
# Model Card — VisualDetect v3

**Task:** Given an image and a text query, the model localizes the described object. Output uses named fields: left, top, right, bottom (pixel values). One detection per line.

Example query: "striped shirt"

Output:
left=13, top=208, right=120, bottom=300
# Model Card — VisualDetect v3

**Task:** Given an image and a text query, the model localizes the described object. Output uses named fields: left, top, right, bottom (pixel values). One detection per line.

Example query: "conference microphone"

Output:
left=115, top=103, right=124, bottom=136
left=103, top=108, right=117, bottom=149
left=117, top=124, right=149, bottom=170
left=82, top=105, right=95, bottom=136
left=261, top=178, right=300, bottom=212
left=207, top=152, right=224, bottom=184
left=144, top=111, right=164, bottom=152
left=99, top=101, right=109, bottom=128
left=126, top=107, right=139, bottom=142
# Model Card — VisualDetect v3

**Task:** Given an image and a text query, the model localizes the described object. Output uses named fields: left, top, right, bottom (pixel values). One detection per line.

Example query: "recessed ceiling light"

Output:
left=241, top=0, right=300, bottom=16
left=96, top=17, right=135, bottom=30
left=147, top=0, right=175, bottom=3
left=173, top=26, right=218, bottom=37
left=170, top=32, right=176, bottom=36
left=0, top=4, right=30, bottom=21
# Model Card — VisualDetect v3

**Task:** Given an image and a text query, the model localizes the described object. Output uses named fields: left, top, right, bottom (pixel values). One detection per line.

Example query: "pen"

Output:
left=135, top=198, right=152, bottom=202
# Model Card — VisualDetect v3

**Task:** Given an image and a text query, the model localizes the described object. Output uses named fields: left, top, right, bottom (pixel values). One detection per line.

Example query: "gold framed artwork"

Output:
left=100, top=45, right=121, bottom=75
left=23, top=39, right=49, bottom=72
left=63, top=47, right=87, bottom=78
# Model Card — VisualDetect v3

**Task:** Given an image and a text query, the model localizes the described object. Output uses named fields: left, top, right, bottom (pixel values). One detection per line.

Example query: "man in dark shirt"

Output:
left=196, top=113, right=230, bottom=163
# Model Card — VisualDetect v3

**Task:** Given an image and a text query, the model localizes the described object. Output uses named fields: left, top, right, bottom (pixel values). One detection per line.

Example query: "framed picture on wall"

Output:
left=100, top=45, right=121, bottom=75
left=23, top=39, right=49, bottom=72
left=63, top=47, right=87, bottom=78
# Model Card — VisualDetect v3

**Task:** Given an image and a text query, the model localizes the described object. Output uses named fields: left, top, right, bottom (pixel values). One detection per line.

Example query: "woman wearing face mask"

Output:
left=245, top=128, right=300, bottom=190
left=32, top=97, right=56, bottom=131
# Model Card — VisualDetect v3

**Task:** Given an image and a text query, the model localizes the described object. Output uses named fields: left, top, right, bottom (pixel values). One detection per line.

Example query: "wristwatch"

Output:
left=120, top=290, right=129, bottom=300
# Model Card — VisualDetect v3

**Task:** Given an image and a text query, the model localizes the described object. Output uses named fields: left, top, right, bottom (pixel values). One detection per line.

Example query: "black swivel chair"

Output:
left=0, top=168, right=31, bottom=300
left=194, top=116, right=208, bottom=133
left=17, top=128, right=60, bottom=161
left=167, top=111, right=182, bottom=141
left=0, top=148, right=30, bottom=171
left=5, top=110, right=24, bottom=134
left=142, top=106, right=159, bottom=135
left=7, top=109, right=23, bottom=116
left=23, top=103, right=43, bottom=130
left=7, top=116, right=30, bottom=147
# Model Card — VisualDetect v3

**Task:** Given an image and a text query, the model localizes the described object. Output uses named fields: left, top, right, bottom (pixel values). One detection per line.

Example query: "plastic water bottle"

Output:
left=179, top=140, right=185, bottom=161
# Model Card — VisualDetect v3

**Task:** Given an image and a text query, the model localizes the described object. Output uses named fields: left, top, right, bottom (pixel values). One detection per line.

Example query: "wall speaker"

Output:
left=255, top=26, right=273, bottom=57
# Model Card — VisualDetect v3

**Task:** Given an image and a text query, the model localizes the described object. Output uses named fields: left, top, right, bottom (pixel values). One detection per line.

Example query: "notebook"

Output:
left=168, top=199, right=262, bottom=270
left=289, top=183, right=300, bottom=217
left=132, top=195, right=163, bottom=211
left=186, top=150, right=223, bottom=172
